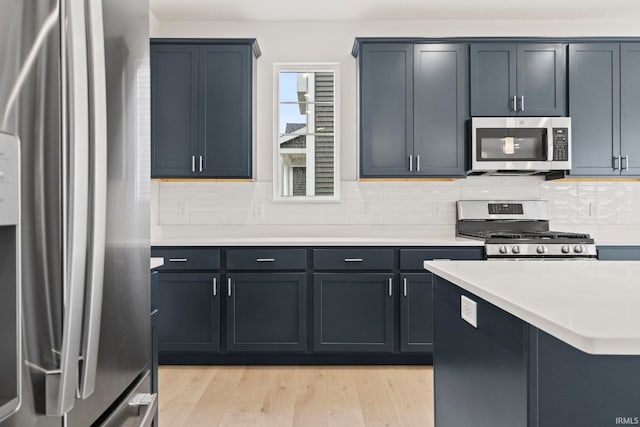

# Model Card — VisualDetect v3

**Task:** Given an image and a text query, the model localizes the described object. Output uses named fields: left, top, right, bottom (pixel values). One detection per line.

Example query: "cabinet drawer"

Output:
left=400, top=247, right=484, bottom=270
left=313, top=249, right=394, bottom=271
left=151, top=248, right=220, bottom=270
left=226, top=249, right=307, bottom=270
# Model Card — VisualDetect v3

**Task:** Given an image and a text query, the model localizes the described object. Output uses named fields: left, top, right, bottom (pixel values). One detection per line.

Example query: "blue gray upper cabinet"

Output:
left=151, top=45, right=199, bottom=177
left=199, top=45, right=252, bottom=178
left=360, top=43, right=414, bottom=177
left=470, top=43, right=566, bottom=117
left=413, top=44, right=468, bottom=176
left=621, top=43, right=640, bottom=176
left=359, top=43, right=467, bottom=177
left=569, top=44, right=620, bottom=176
left=151, top=40, right=257, bottom=178
left=571, top=42, right=640, bottom=176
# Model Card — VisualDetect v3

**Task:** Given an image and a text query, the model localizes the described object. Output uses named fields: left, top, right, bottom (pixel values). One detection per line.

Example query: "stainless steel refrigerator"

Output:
left=0, top=0, right=153, bottom=425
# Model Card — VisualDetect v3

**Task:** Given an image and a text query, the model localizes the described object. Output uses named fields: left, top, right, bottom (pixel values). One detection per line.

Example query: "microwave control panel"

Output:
left=552, top=128, right=569, bottom=161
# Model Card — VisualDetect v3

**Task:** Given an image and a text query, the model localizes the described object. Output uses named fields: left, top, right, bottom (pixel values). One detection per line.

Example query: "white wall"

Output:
left=151, top=18, right=640, bottom=242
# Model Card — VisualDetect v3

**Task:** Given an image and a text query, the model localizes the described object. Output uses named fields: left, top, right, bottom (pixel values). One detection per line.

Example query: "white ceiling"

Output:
left=150, top=0, right=640, bottom=21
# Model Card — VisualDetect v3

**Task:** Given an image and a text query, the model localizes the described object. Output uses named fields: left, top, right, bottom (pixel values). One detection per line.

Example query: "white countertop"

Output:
left=150, top=257, right=164, bottom=270
left=151, top=225, right=483, bottom=246
left=424, top=260, right=640, bottom=355
left=151, top=224, right=640, bottom=247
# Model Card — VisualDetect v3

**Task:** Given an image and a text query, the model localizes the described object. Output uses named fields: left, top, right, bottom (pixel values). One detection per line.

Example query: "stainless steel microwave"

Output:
left=471, top=117, right=571, bottom=174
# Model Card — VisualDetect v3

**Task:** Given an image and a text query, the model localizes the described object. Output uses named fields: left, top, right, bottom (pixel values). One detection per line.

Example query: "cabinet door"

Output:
left=569, top=44, right=620, bottom=176
left=226, top=273, right=306, bottom=352
left=470, top=43, right=517, bottom=116
left=156, top=272, right=220, bottom=352
left=516, top=43, right=567, bottom=116
left=151, top=45, right=199, bottom=177
left=400, top=273, right=434, bottom=353
left=199, top=45, right=252, bottom=178
left=414, top=44, right=468, bottom=176
left=313, top=273, right=394, bottom=352
left=360, top=43, right=414, bottom=177
left=621, top=43, right=640, bottom=176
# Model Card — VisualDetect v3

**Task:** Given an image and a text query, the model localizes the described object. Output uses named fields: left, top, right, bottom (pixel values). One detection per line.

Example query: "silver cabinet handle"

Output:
left=416, top=155, right=420, bottom=172
left=388, top=278, right=393, bottom=297
left=199, top=155, right=203, bottom=172
left=212, top=278, right=217, bottom=296
left=169, top=258, right=187, bottom=262
left=256, top=258, right=275, bottom=262
left=227, top=278, right=232, bottom=297
left=403, top=278, right=408, bottom=297
left=512, top=95, right=517, bottom=111
left=614, top=155, right=621, bottom=171
left=344, top=258, right=363, bottom=262
left=79, top=0, right=108, bottom=400
left=409, top=154, right=413, bottom=172
left=191, top=155, right=196, bottom=172
left=520, top=95, right=525, bottom=111
left=622, top=155, right=630, bottom=171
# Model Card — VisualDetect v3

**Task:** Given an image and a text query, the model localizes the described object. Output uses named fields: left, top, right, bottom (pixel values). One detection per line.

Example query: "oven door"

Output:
left=471, top=117, right=554, bottom=171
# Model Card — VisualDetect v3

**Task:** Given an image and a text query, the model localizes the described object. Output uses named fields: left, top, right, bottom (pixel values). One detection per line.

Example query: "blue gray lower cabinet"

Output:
left=226, top=273, right=307, bottom=352
left=155, top=272, right=220, bottom=352
left=598, top=246, right=640, bottom=260
left=313, top=273, right=394, bottom=352
left=400, top=273, right=434, bottom=352
left=433, top=276, right=640, bottom=427
left=152, top=246, right=483, bottom=363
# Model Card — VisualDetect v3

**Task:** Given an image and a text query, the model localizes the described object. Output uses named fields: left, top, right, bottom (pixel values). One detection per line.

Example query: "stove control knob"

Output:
left=561, top=245, right=571, bottom=254
left=574, top=245, right=584, bottom=253
left=499, top=246, right=508, bottom=254
left=512, top=246, right=521, bottom=254
left=537, top=245, right=547, bottom=254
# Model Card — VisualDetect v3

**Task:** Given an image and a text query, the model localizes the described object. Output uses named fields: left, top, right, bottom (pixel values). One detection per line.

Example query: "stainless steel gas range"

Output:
left=456, top=200, right=597, bottom=259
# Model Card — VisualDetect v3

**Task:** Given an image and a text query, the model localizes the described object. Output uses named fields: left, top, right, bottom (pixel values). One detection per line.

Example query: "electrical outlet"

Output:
left=177, top=203, right=189, bottom=218
left=253, top=203, right=265, bottom=218
left=461, top=295, right=477, bottom=328
left=361, top=201, right=371, bottom=217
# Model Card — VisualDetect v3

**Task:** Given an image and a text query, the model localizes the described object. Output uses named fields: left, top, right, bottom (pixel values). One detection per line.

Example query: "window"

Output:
left=274, top=64, right=339, bottom=200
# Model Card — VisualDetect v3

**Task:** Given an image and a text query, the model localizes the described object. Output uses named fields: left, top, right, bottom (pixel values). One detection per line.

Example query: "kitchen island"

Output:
left=424, top=260, right=640, bottom=427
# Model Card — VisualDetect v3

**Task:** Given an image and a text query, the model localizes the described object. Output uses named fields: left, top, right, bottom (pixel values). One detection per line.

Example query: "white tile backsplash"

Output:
left=154, top=178, right=640, bottom=230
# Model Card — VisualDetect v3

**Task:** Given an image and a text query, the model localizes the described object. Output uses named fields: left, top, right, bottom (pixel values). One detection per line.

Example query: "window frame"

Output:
left=273, top=63, right=340, bottom=202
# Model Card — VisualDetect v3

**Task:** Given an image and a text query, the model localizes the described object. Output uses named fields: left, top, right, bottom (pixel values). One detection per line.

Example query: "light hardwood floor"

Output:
left=158, top=366, right=434, bottom=427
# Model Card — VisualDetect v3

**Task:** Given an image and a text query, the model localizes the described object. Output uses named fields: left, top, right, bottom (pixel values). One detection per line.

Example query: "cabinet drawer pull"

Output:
left=416, top=155, right=420, bottom=172
left=256, top=258, right=275, bottom=262
left=199, top=155, right=203, bottom=173
left=212, top=277, right=217, bottom=296
left=169, top=258, right=188, bottom=262
left=227, top=278, right=232, bottom=297
left=409, top=154, right=413, bottom=172
left=403, top=278, right=407, bottom=297
left=623, top=155, right=630, bottom=171
left=614, top=155, right=621, bottom=171
left=191, top=155, right=195, bottom=173
left=344, top=258, right=363, bottom=262
left=388, top=278, right=393, bottom=297
left=520, top=95, right=525, bottom=111
left=512, top=95, right=517, bottom=111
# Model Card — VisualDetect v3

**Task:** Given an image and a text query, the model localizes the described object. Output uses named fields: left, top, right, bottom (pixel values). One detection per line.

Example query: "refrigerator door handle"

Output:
left=79, top=0, right=108, bottom=400
left=48, top=0, right=90, bottom=416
